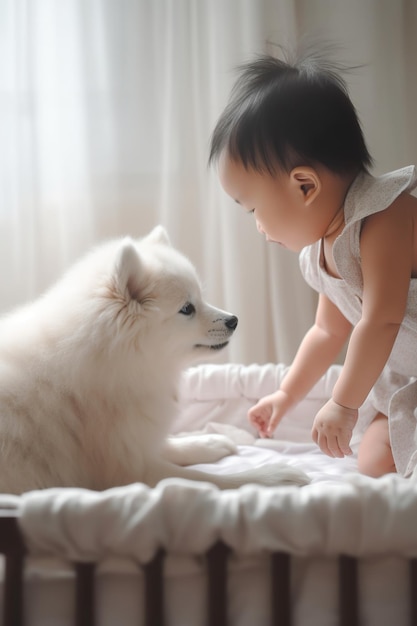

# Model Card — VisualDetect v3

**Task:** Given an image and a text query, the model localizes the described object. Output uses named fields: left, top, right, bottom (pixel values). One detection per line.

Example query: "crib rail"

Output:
left=0, top=511, right=25, bottom=626
left=0, top=510, right=417, bottom=626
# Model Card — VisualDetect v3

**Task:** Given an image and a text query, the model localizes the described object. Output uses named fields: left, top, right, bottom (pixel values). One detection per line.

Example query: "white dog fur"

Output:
left=0, top=226, right=309, bottom=493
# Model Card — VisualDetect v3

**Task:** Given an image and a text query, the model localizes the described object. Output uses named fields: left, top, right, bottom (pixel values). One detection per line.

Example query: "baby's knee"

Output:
left=358, top=450, right=396, bottom=478
left=357, top=415, right=396, bottom=478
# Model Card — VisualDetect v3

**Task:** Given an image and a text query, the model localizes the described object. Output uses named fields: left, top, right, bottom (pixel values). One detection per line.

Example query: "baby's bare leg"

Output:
left=357, top=413, right=396, bottom=477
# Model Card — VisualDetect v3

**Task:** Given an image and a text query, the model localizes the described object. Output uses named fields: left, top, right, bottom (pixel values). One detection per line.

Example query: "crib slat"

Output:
left=410, top=558, right=417, bottom=626
left=143, top=549, right=165, bottom=626
left=207, top=541, right=230, bottom=626
left=4, top=552, right=25, bottom=626
left=271, top=552, right=291, bottom=626
left=75, top=562, right=96, bottom=626
left=0, top=512, right=26, bottom=626
left=339, top=555, right=359, bottom=626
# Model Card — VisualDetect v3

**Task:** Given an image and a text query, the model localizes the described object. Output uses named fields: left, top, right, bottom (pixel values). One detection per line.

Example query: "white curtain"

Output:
left=1, top=0, right=416, bottom=365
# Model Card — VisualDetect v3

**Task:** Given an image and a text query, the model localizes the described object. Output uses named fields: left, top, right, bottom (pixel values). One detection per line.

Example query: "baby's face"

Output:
left=218, top=152, right=325, bottom=252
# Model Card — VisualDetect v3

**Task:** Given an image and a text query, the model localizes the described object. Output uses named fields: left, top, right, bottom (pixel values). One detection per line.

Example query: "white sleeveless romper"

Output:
left=299, top=166, right=417, bottom=476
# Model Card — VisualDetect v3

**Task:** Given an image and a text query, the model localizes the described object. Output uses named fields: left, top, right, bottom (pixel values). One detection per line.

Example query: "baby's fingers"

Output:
left=266, top=412, right=281, bottom=437
left=312, top=428, right=352, bottom=458
left=337, top=432, right=353, bottom=457
left=248, top=410, right=269, bottom=438
left=312, top=424, right=338, bottom=457
left=317, top=431, right=342, bottom=458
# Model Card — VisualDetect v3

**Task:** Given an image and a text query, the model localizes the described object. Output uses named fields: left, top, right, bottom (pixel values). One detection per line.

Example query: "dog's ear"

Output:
left=146, top=225, right=171, bottom=247
left=113, top=238, right=145, bottom=300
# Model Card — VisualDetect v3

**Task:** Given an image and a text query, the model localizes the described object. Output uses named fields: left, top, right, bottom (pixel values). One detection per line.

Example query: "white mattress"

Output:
left=1, top=363, right=416, bottom=626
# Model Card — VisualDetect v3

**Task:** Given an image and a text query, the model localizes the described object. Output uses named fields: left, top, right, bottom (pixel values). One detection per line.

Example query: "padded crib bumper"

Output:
left=16, top=475, right=417, bottom=560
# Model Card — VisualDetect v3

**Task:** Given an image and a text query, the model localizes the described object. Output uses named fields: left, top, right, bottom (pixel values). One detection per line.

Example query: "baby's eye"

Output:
left=179, top=302, right=195, bottom=316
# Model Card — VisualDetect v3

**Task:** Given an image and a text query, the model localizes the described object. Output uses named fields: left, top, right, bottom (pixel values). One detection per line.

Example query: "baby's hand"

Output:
left=311, top=399, right=358, bottom=458
left=248, top=390, right=293, bottom=438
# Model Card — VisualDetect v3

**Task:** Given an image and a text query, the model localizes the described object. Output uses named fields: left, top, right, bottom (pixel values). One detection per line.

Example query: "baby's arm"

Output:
left=313, top=194, right=414, bottom=456
left=249, top=293, right=352, bottom=437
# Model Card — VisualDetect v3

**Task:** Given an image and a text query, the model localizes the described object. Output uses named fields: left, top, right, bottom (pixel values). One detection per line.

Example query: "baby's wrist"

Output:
left=278, top=385, right=301, bottom=408
left=331, top=396, right=358, bottom=413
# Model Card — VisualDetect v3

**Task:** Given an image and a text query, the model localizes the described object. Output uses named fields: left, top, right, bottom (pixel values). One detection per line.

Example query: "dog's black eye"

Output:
left=179, top=302, right=195, bottom=316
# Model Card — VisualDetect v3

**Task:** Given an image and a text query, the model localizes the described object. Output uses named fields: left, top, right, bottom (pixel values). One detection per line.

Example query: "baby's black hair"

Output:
left=209, top=46, right=372, bottom=175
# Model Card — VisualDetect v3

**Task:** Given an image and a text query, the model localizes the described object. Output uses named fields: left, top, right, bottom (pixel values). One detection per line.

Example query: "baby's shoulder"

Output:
left=360, top=192, right=417, bottom=267
left=363, top=191, right=417, bottom=227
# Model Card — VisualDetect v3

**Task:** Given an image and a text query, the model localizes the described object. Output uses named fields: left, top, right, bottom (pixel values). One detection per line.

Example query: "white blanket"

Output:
left=14, top=363, right=417, bottom=561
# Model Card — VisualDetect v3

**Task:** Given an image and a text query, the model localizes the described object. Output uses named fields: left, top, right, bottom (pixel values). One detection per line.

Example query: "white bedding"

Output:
left=2, top=363, right=416, bottom=626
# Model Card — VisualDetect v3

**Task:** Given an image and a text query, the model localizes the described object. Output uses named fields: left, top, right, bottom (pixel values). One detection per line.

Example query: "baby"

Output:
left=209, top=48, right=417, bottom=478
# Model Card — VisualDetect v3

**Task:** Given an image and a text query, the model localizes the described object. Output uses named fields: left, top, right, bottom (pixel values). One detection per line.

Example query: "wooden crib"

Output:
left=1, top=507, right=417, bottom=626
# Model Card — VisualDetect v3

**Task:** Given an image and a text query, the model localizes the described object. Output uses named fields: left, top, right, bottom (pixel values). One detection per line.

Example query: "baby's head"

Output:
left=209, top=49, right=372, bottom=251
left=209, top=50, right=372, bottom=176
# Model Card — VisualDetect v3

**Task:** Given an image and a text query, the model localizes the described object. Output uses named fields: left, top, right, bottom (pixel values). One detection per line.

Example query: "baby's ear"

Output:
left=290, top=167, right=321, bottom=204
left=113, top=238, right=145, bottom=300
left=146, top=225, right=171, bottom=246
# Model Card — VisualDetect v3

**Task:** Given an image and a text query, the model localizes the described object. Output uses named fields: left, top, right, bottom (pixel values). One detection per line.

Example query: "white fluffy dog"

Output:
left=0, top=226, right=308, bottom=493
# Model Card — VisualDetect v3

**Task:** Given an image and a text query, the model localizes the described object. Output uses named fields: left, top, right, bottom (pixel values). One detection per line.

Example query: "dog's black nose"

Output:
left=225, top=315, right=238, bottom=330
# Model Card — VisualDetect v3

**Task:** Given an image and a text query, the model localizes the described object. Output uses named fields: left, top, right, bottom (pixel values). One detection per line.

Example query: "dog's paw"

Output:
left=194, top=433, right=238, bottom=463
left=164, top=434, right=238, bottom=466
